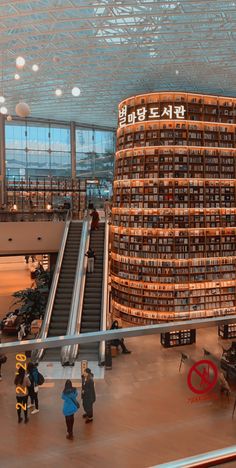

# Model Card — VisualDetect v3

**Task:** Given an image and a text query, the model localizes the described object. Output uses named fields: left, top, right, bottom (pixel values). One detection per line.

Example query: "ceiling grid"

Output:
left=0, top=0, right=235, bottom=126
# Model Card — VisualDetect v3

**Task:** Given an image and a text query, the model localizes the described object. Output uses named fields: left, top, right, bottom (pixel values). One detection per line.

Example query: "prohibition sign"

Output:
left=187, top=359, right=218, bottom=395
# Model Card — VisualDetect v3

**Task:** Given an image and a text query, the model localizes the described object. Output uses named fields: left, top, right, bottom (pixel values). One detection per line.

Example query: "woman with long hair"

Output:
left=61, top=380, right=79, bottom=440
left=14, top=367, right=31, bottom=423
left=82, top=368, right=96, bottom=423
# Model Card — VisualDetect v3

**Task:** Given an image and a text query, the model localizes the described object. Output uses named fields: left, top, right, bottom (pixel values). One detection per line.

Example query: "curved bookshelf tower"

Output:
left=111, top=92, right=236, bottom=326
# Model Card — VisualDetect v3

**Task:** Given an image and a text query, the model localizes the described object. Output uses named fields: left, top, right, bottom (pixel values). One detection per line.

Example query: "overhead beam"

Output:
left=1, top=315, right=236, bottom=353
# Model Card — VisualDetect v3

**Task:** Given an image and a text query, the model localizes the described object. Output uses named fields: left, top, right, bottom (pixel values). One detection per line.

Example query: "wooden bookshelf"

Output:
left=218, top=324, right=236, bottom=339
left=111, top=92, right=236, bottom=325
left=161, top=329, right=196, bottom=348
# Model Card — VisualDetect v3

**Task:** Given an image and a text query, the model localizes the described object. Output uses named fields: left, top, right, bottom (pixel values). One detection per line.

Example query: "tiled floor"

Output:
left=1, top=258, right=236, bottom=468
left=1, top=329, right=236, bottom=468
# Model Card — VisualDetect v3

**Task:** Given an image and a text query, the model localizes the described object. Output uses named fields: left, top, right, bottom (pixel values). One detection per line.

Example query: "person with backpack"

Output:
left=61, top=380, right=80, bottom=440
left=85, top=248, right=96, bottom=273
left=14, top=367, right=31, bottom=423
left=0, top=329, right=7, bottom=381
left=27, top=362, right=44, bottom=414
left=82, top=368, right=96, bottom=423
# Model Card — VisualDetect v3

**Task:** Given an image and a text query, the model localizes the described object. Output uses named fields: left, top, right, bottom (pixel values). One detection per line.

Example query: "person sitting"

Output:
left=110, top=320, right=131, bottom=354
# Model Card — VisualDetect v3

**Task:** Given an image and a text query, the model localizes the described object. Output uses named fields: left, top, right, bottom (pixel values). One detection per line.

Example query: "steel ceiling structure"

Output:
left=0, top=0, right=235, bottom=127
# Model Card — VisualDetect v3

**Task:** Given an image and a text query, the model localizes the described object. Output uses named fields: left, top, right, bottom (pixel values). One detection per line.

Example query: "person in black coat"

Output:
left=82, top=368, right=96, bottom=423
left=110, top=320, right=131, bottom=354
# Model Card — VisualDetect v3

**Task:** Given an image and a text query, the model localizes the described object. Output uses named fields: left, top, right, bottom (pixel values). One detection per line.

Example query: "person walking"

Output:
left=14, top=367, right=31, bottom=423
left=27, top=362, right=40, bottom=414
left=82, top=368, right=96, bottom=423
left=61, top=380, right=79, bottom=440
left=85, top=248, right=96, bottom=273
left=90, top=208, right=100, bottom=230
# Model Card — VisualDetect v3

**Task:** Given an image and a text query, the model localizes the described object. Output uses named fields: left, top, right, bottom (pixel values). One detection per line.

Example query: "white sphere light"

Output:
left=32, top=64, right=39, bottom=72
left=7, top=115, right=12, bottom=121
left=55, top=88, right=62, bottom=96
left=72, top=87, right=81, bottom=97
left=0, top=96, right=5, bottom=103
left=15, top=74, right=20, bottom=80
left=15, top=102, right=30, bottom=118
left=0, top=106, right=7, bottom=115
left=16, top=56, right=25, bottom=69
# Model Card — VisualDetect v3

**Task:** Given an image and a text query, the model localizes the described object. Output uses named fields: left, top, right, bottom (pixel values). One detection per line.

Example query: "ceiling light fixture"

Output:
left=55, top=88, right=62, bottom=96
left=7, top=115, right=12, bottom=121
left=16, top=56, right=25, bottom=69
left=15, top=102, right=30, bottom=117
left=32, top=64, right=39, bottom=72
left=72, top=87, right=81, bottom=97
left=15, top=73, right=20, bottom=80
left=175, top=69, right=179, bottom=75
left=0, top=106, right=7, bottom=114
left=0, top=96, right=5, bottom=103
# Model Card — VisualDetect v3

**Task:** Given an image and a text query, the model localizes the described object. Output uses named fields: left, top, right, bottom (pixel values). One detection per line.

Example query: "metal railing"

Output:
left=0, top=210, right=68, bottom=222
left=31, top=209, right=71, bottom=363
left=153, top=444, right=236, bottom=467
left=4, top=314, right=236, bottom=354
left=61, top=213, right=90, bottom=365
left=68, top=214, right=91, bottom=364
left=98, top=219, right=109, bottom=366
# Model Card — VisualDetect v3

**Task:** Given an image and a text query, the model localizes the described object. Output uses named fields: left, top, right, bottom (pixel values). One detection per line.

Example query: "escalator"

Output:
left=78, top=223, right=105, bottom=360
left=43, top=221, right=82, bottom=361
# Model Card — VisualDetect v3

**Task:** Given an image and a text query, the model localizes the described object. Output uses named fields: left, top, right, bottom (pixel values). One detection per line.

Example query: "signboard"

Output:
left=118, top=104, right=186, bottom=127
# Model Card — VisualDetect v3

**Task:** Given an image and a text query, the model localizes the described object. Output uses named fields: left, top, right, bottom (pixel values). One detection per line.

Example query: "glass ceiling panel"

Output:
left=0, top=0, right=235, bottom=127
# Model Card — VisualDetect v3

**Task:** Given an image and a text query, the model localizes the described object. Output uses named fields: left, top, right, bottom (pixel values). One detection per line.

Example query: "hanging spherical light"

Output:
left=15, top=102, right=30, bottom=117
left=55, top=88, right=62, bottom=96
left=7, top=115, right=12, bottom=121
left=32, top=64, right=39, bottom=72
left=0, top=106, right=7, bottom=114
left=14, top=74, right=20, bottom=80
left=0, top=96, right=5, bottom=103
left=53, top=57, right=60, bottom=63
left=16, top=56, right=25, bottom=69
left=72, top=87, right=81, bottom=97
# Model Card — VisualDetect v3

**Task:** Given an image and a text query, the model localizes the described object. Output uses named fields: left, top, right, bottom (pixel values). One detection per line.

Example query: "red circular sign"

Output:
left=187, top=360, right=218, bottom=394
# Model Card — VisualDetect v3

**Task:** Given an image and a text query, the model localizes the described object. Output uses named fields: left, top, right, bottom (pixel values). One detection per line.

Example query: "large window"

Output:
left=5, top=121, right=71, bottom=179
left=76, top=127, right=115, bottom=180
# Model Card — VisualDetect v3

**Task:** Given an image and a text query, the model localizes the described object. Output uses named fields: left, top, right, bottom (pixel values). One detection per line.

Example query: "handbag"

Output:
left=37, top=372, right=45, bottom=386
left=69, top=396, right=80, bottom=409
left=0, top=354, right=7, bottom=364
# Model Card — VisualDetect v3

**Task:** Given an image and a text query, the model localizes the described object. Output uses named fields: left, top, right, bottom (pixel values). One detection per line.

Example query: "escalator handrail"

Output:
left=152, top=444, right=236, bottom=467
left=61, top=213, right=90, bottom=365
left=31, top=209, right=71, bottom=362
left=98, top=219, right=109, bottom=365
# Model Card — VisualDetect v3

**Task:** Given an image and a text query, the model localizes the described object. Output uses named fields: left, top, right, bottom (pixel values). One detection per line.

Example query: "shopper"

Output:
left=0, top=330, right=7, bottom=381
left=61, top=380, right=79, bottom=440
left=27, top=362, right=40, bottom=414
left=104, top=198, right=111, bottom=218
left=14, top=367, right=31, bottom=423
left=82, top=368, right=96, bottom=423
left=110, top=320, right=131, bottom=354
left=85, top=248, right=96, bottom=273
left=90, top=208, right=99, bottom=230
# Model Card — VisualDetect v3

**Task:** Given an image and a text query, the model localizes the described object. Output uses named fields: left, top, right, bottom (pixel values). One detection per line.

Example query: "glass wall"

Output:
left=76, top=127, right=115, bottom=180
left=5, top=121, right=71, bottom=179
left=5, top=120, right=115, bottom=193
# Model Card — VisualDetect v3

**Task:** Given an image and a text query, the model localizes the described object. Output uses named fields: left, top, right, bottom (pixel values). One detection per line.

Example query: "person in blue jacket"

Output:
left=62, top=379, right=79, bottom=439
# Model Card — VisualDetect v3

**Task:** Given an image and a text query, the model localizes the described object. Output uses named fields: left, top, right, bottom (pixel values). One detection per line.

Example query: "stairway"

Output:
left=78, top=223, right=105, bottom=360
left=43, top=222, right=82, bottom=361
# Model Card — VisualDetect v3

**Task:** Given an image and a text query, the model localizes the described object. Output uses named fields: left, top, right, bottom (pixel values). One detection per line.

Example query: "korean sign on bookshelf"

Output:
left=118, top=104, right=186, bottom=128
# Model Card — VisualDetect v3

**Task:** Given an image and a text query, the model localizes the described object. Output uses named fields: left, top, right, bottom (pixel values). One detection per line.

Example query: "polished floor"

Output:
left=1, top=259, right=236, bottom=467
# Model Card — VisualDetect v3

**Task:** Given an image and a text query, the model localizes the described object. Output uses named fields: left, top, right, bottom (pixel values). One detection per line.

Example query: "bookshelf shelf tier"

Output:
left=111, top=92, right=236, bottom=325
